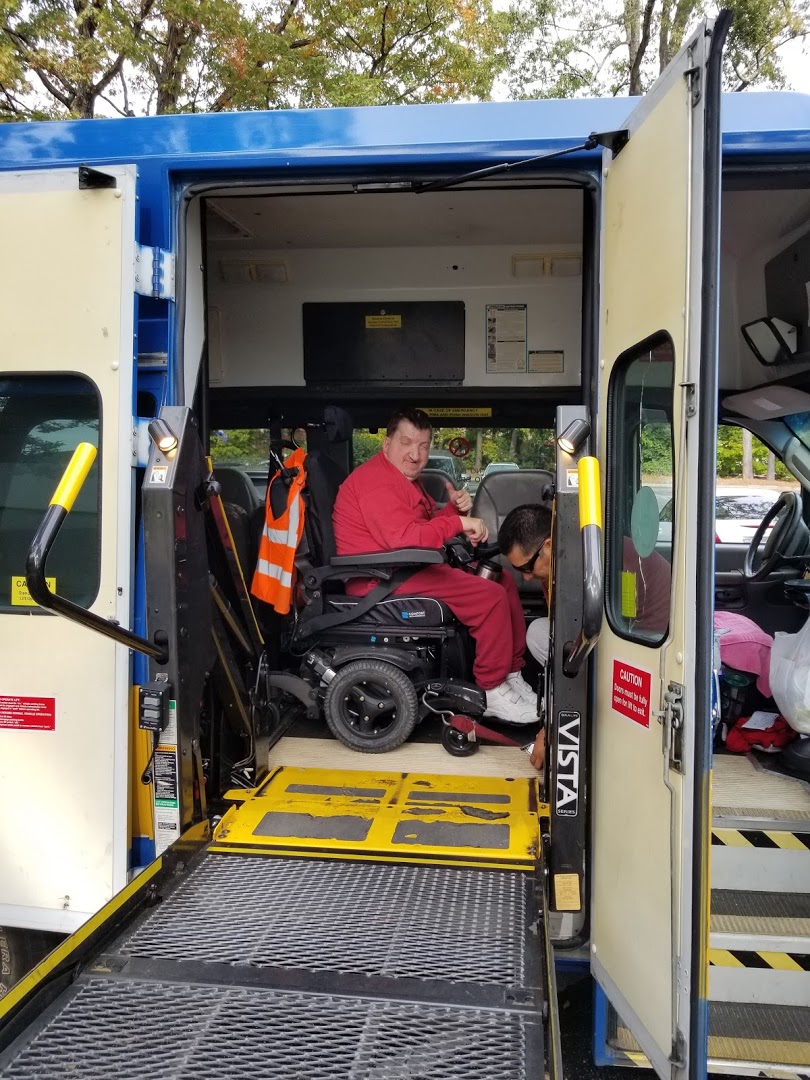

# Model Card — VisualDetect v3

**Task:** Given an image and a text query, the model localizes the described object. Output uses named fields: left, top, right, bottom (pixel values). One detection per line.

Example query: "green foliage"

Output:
left=717, top=425, right=792, bottom=479
left=1, top=0, right=511, bottom=120
left=506, top=0, right=809, bottom=99
left=210, top=427, right=270, bottom=464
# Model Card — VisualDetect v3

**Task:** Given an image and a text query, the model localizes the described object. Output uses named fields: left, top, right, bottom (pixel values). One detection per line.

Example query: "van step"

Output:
left=712, top=755, right=810, bottom=827
left=610, top=1002, right=810, bottom=1070
left=711, top=829, right=810, bottom=893
left=711, top=889, right=810, bottom=941
left=0, top=854, right=546, bottom=1079
left=708, top=1002, right=810, bottom=1068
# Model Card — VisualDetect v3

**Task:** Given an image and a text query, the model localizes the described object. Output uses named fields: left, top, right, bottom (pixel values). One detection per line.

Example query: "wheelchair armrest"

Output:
left=329, top=548, right=445, bottom=568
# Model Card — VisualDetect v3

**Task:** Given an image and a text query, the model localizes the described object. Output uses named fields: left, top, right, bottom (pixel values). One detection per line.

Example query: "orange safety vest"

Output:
left=251, top=447, right=307, bottom=614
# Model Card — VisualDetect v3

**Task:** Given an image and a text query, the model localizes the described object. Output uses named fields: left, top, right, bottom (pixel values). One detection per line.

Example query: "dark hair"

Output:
left=386, top=408, right=433, bottom=438
left=498, top=504, right=552, bottom=554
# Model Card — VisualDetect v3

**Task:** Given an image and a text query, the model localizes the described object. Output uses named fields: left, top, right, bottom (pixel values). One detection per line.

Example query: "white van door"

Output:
left=0, top=166, right=139, bottom=933
left=591, top=17, right=727, bottom=1080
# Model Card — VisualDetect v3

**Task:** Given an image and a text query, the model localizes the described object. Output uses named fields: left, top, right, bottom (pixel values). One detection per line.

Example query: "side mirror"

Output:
left=742, top=317, right=798, bottom=365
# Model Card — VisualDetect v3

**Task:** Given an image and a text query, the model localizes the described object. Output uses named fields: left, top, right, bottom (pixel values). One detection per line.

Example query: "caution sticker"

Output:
left=149, top=465, right=168, bottom=484
left=0, top=695, right=56, bottom=731
left=11, top=577, right=55, bottom=606
left=154, top=700, right=181, bottom=855
left=554, top=873, right=581, bottom=911
left=566, top=469, right=579, bottom=489
left=365, top=314, right=401, bottom=329
left=612, top=660, right=652, bottom=727
left=419, top=407, right=493, bottom=418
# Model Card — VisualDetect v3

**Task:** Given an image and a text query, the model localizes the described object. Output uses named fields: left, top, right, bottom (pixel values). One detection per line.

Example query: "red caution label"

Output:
left=0, top=695, right=56, bottom=731
left=611, top=661, right=652, bottom=727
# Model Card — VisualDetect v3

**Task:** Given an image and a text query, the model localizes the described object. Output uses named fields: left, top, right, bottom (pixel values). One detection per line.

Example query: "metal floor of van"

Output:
left=0, top=768, right=547, bottom=1080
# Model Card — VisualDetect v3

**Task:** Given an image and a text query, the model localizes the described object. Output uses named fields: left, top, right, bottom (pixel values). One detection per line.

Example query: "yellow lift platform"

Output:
left=0, top=766, right=557, bottom=1080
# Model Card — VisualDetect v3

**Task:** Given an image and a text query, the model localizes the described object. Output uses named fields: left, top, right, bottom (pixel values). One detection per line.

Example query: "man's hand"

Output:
left=445, top=481, right=472, bottom=514
left=460, top=516, right=489, bottom=544
left=530, top=729, right=546, bottom=771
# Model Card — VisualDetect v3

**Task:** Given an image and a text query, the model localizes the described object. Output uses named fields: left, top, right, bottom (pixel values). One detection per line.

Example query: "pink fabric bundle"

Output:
left=714, top=610, right=774, bottom=698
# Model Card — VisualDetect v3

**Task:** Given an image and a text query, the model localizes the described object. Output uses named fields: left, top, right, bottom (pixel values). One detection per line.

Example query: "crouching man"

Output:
left=332, top=408, right=540, bottom=726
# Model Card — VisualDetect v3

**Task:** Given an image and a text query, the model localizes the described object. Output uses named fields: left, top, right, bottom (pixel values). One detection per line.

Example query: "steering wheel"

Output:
left=743, top=491, right=807, bottom=581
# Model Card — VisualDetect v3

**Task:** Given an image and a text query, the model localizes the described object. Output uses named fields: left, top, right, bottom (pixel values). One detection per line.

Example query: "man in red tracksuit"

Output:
left=333, top=408, right=540, bottom=725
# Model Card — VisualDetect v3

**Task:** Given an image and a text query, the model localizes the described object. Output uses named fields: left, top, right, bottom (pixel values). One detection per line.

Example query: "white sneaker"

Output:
left=484, top=679, right=541, bottom=725
left=507, top=672, right=537, bottom=705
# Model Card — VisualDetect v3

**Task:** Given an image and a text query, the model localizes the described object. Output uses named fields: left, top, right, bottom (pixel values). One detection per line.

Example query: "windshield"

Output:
left=786, top=411, right=810, bottom=452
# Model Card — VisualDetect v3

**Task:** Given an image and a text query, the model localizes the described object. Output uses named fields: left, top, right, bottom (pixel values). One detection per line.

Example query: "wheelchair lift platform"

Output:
left=0, top=767, right=553, bottom=1080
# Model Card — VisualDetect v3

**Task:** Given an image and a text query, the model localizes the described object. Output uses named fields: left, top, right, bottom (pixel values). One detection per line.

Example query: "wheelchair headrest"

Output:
left=323, top=406, right=352, bottom=444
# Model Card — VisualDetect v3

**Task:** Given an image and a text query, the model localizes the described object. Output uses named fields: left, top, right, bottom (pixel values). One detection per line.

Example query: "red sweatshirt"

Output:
left=333, top=450, right=462, bottom=557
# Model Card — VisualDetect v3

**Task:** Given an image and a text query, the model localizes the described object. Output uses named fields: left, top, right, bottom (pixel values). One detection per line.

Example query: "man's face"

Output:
left=383, top=420, right=432, bottom=481
left=506, top=537, right=552, bottom=588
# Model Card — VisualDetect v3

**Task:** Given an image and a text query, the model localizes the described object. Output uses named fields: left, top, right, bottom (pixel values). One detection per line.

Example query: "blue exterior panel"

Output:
left=0, top=93, right=808, bottom=249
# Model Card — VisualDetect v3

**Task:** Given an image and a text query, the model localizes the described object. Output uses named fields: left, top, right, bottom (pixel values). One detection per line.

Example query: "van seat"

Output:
left=472, top=469, right=554, bottom=597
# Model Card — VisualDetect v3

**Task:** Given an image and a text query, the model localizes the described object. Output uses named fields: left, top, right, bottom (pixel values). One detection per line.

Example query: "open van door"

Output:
left=0, top=166, right=139, bottom=934
left=591, top=15, right=729, bottom=1080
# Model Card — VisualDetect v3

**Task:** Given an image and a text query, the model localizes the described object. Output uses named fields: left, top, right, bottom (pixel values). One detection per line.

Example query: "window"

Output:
left=0, top=376, right=101, bottom=611
left=352, top=426, right=556, bottom=492
left=607, top=339, right=674, bottom=645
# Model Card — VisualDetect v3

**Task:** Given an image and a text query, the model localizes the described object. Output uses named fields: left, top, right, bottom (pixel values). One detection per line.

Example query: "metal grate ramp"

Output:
left=0, top=854, right=545, bottom=1079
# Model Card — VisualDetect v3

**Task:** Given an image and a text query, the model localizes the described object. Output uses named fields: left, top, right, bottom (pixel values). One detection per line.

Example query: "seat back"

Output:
left=419, top=468, right=457, bottom=508
left=472, top=469, right=554, bottom=595
left=214, top=465, right=262, bottom=515
left=303, top=449, right=348, bottom=566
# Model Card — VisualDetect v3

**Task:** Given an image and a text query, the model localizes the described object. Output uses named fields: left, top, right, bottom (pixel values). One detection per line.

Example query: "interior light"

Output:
left=148, top=418, right=178, bottom=453
left=557, top=418, right=591, bottom=455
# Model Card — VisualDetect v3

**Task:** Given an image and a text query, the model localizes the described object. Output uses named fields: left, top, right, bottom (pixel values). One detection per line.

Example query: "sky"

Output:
left=779, top=38, right=810, bottom=93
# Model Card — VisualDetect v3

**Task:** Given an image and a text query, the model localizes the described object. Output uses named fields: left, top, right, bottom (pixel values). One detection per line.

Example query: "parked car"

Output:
left=426, top=449, right=466, bottom=488
left=658, top=487, right=781, bottom=544
left=482, top=462, right=520, bottom=478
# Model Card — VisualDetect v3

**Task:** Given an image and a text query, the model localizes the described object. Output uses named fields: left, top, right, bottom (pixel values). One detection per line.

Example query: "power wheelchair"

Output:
left=257, top=417, right=553, bottom=755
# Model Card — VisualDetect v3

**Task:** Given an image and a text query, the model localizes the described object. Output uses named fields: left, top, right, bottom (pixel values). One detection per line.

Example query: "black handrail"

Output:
left=25, top=442, right=169, bottom=664
left=563, top=456, right=603, bottom=677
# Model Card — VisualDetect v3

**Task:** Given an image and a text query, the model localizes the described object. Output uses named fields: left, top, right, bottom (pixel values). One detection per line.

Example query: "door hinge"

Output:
left=670, top=1027, right=686, bottom=1068
left=684, top=64, right=701, bottom=106
left=682, top=382, right=696, bottom=418
left=135, top=245, right=175, bottom=301
left=663, top=682, right=685, bottom=773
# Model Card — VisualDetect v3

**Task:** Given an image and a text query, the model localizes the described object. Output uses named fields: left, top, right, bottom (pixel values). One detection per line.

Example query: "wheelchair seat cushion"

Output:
left=326, top=593, right=453, bottom=627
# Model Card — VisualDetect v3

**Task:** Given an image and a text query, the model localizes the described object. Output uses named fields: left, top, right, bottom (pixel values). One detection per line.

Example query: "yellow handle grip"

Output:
left=50, top=442, right=98, bottom=512
left=578, top=456, right=602, bottom=530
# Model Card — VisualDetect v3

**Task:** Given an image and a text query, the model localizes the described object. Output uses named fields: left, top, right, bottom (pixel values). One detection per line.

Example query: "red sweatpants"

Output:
left=392, top=566, right=526, bottom=690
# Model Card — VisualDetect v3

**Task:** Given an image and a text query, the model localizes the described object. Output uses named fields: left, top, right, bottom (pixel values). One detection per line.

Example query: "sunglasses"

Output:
left=512, top=544, right=546, bottom=575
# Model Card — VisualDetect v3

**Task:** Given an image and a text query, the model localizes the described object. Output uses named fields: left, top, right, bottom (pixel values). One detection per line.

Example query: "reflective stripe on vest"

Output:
left=251, top=447, right=307, bottom=614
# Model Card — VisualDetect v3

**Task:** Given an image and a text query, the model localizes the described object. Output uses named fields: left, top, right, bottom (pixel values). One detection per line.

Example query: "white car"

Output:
left=714, top=488, right=782, bottom=544
left=658, top=487, right=782, bottom=544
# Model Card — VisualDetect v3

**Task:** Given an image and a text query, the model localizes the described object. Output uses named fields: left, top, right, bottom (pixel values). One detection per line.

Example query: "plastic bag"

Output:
left=769, top=617, right=810, bottom=734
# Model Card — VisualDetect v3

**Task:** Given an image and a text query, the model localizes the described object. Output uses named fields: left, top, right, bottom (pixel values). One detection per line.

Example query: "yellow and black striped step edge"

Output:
left=709, top=949, right=810, bottom=971
left=711, top=827, right=810, bottom=850
left=212, top=765, right=544, bottom=871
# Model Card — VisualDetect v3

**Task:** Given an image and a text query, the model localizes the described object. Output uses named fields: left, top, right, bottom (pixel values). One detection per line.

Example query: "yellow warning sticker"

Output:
left=621, top=571, right=637, bottom=618
left=554, top=872, right=581, bottom=911
left=366, top=314, right=401, bottom=329
left=11, top=577, right=56, bottom=606
left=419, top=407, right=493, bottom=418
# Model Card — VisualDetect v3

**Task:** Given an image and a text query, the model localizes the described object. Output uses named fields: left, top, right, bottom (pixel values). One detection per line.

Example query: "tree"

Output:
left=507, top=0, right=809, bottom=98
left=0, top=0, right=512, bottom=120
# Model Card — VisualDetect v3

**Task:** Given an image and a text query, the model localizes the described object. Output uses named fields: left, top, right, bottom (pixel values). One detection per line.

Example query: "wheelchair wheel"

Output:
left=324, top=659, right=418, bottom=753
left=441, top=724, right=479, bottom=757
